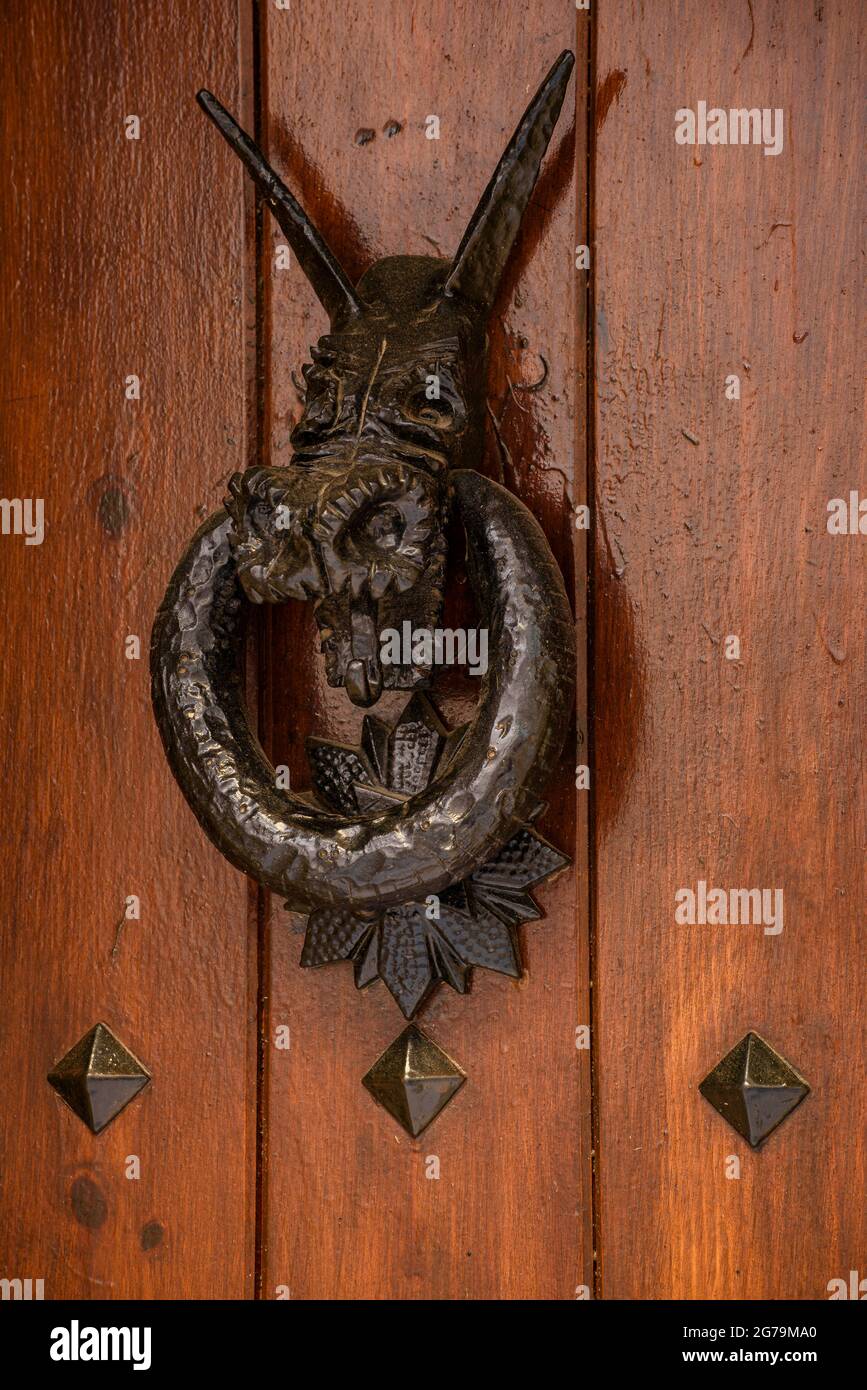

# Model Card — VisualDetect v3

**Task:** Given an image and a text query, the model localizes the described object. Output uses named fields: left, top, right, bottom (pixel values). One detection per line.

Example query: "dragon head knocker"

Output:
left=220, top=256, right=475, bottom=705
left=199, top=50, right=572, bottom=705
left=152, top=52, right=577, bottom=1036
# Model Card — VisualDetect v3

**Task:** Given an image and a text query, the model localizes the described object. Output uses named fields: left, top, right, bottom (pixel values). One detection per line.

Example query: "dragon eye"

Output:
left=407, top=388, right=455, bottom=429
left=300, top=390, right=337, bottom=431
left=363, top=504, right=405, bottom=549
left=292, top=366, right=343, bottom=445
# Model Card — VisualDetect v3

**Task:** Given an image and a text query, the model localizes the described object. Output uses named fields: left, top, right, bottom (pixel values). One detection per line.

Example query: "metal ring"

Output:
left=151, top=469, right=575, bottom=914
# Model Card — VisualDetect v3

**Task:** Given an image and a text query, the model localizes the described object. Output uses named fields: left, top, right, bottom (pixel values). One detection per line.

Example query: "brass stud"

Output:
left=362, top=1025, right=465, bottom=1136
left=48, top=1023, right=150, bottom=1134
left=699, top=1031, right=809, bottom=1148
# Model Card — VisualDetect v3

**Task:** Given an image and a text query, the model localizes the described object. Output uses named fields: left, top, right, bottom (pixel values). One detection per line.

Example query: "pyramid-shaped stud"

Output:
left=362, top=1025, right=465, bottom=1137
left=699, top=1031, right=809, bottom=1148
left=48, top=1022, right=150, bottom=1134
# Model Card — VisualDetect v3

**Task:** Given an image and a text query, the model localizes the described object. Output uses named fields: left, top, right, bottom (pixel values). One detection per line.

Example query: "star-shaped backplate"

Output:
left=299, top=693, right=569, bottom=1017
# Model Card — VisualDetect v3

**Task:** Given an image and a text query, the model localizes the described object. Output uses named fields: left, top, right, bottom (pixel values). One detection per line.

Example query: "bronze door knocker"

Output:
left=151, top=52, right=576, bottom=1133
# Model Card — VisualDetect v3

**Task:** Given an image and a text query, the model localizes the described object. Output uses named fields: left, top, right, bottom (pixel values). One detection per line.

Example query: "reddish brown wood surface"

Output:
left=2, top=0, right=862, bottom=1305
left=592, top=0, right=865, bottom=1298
left=257, top=0, right=593, bottom=1299
left=0, top=0, right=255, bottom=1298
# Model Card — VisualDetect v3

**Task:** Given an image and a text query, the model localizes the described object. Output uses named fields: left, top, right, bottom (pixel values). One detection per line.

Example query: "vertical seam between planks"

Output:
left=585, top=0, right=603, bottom=1303
left=249, top=0, right=269, bottom=1304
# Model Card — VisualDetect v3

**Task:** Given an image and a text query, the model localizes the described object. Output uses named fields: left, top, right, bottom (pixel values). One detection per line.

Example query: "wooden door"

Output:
left=0, top=0, right=861, bottom=1303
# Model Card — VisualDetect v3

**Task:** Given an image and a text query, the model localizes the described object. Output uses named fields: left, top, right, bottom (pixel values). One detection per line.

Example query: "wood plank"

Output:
left=258, top=0, right=592, bottom=1299
left=592, top=0, right=865, bottom=1298
left=0, top=0, right=255, bottom=1298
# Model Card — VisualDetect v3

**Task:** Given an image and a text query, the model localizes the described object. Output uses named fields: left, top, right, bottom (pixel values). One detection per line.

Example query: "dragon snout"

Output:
left=226, top=459, right=446, bottom=707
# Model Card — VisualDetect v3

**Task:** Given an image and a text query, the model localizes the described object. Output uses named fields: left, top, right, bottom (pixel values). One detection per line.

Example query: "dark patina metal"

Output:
left=150, top=53, right=576, bottom=1030
left=362, top=1025, right=466, bottom=1137
left=48, top=1023, right=150, bottom=1135
left=699, top=1032, right=810, bottom=1148
left=302, top=691, right=569, bottom=1017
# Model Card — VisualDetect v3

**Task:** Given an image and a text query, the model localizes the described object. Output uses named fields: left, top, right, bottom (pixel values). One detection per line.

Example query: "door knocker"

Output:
left=151, top=52, right=576, bottom=1133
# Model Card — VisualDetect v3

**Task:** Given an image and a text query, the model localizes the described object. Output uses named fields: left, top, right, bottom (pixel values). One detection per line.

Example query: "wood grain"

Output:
left=592, top=0, right=865, bottom=1298
left=0, top=0, right=255, bottom=1298
left=257, top=0, right=592, bottom=1299
left=4, top=0, right=859, bottom=1305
